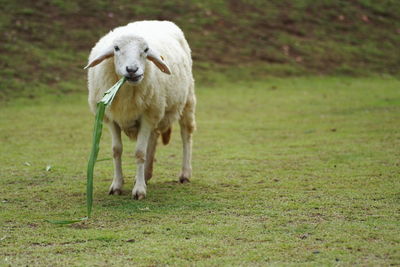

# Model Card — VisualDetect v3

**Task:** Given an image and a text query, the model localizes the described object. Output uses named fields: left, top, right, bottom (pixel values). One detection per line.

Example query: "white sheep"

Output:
left=85, top=20, right=196, bottom=200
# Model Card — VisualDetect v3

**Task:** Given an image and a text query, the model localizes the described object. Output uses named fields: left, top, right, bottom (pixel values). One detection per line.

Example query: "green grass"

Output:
left=1, top=77, right=399, bottom=265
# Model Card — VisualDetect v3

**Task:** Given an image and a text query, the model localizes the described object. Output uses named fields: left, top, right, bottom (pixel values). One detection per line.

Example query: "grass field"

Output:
left=0, top=77, right=399, bottom=266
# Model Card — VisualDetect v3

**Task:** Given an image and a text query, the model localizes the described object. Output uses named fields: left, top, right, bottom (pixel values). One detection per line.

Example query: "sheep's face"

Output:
left=85, top=34, right=171, bottom=77
left=113, top=35, right=148, bottom=84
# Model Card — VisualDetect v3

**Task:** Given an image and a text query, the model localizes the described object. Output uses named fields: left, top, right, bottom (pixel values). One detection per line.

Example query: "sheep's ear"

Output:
left=84, top=47, right=114, bottom=69
left=147, top=48, right=172, bottom=75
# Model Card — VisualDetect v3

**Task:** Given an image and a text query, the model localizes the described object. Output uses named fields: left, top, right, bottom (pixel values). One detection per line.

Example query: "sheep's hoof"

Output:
left=109, top=188, right=122, bottom=195
left=132, top=192, right=146, bottom=200
left=179, top=176, right=190, bottom=184
left=133, top=193, right=146, bottom=200
left=132, top=185, right=146, bottom=200
left=108, top=183, right=122, bottom=196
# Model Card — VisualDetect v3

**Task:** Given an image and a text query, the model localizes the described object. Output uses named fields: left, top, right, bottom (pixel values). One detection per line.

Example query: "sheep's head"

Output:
left=84, top=34, right=171, bottom=85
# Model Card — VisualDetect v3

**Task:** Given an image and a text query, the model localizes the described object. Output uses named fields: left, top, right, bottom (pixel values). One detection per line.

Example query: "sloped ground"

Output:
left=1, top=0, right=400, bottom=100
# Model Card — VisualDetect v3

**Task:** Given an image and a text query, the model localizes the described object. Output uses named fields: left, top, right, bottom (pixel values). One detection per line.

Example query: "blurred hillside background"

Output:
left=0, top=0, right=399, bottom=100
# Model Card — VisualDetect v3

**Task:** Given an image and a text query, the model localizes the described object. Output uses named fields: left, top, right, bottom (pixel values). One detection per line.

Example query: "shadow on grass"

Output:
left=94, top=180, right=222, bottom=215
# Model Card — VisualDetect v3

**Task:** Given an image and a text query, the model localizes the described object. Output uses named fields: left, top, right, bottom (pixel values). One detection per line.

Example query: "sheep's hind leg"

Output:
left=144, top=131, right=159, bottom=183
left=132, top=118, right=152, bottom=200
left=179, top=101, right=196, bottom=183
left=108, top=122, right=124, bottom=195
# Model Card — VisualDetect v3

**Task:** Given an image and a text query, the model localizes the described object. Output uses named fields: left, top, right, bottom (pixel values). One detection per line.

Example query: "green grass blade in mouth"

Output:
left=101, top=76, right=127, bottom=105
left=47, top=77, right=126, bottom=225
left=86, top=76, right=126, bottom=218
left=86, top=101, right=106, bottom=218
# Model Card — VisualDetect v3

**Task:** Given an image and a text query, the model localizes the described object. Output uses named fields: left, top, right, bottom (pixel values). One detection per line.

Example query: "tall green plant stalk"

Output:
left=47, top=77, right=127, bottom=224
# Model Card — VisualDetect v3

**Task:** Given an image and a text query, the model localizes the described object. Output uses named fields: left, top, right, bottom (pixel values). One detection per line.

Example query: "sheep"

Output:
left=85, top=20, right=196, bottom=200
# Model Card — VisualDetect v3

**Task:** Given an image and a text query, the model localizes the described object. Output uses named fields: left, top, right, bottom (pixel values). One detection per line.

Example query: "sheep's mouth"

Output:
left=125, top=74, right=143, bottom=83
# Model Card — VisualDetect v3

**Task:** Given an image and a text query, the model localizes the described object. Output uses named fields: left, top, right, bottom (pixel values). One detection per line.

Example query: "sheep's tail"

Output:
left=161, top=127, right=171, bottom=145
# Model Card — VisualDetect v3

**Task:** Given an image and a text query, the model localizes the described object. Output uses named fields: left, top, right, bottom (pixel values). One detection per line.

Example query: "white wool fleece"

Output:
left=87, top=20, right=195, bottom=133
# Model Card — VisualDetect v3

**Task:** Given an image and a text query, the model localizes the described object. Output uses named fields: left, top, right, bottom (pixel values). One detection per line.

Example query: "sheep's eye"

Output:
left=144, top=47, right=149, bottom=53
left=114, top=46, right=120, bottom=52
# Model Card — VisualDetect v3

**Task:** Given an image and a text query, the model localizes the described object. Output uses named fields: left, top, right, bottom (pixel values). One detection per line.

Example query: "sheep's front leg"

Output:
left=108, top=122, right=124, bottom=195
left=132, top=118, right=152, bottom=200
